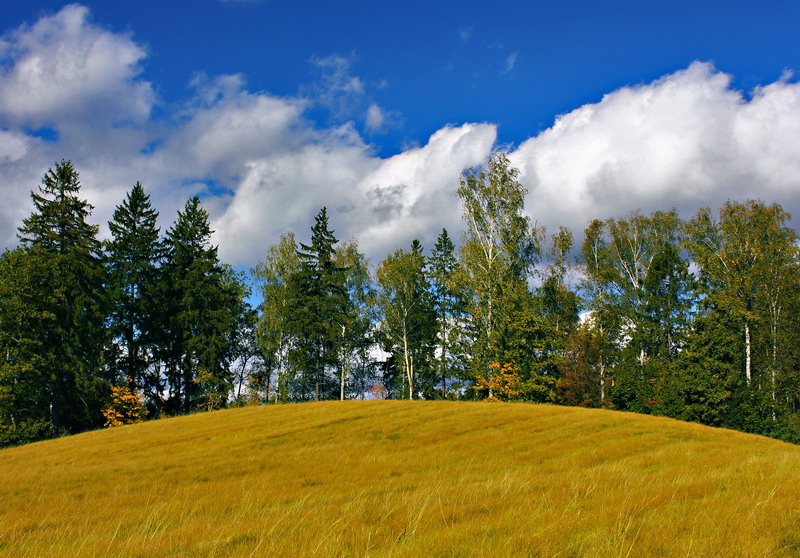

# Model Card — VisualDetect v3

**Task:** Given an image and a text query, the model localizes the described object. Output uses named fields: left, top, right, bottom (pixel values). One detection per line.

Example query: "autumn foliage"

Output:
left=473, top=363, right=524, bottom=402
left=102, top=383, right=147, bottom=427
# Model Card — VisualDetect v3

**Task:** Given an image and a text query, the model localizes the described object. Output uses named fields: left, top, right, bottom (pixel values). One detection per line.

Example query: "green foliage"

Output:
left=105, top=182, right=163, bottom=396
left=555, top=326, right=603, bottom=408
left=252, top=232, right=300, bottom=402
left=428, top=228, right=468, bottom=398
left=11, top=161, right=108, bottom=436
left=376, top=240, right=437, bottom=399
left=0, top=419, right=51, bottom=448
left=333, top=239, right=376, bottom=399
left=457, top=152, right=543, bottom=381
left=285, top=208, right=348, bottom=400
left=161, top=197, right=245, bottom=412
left=6, top=158, right=800, bottom=448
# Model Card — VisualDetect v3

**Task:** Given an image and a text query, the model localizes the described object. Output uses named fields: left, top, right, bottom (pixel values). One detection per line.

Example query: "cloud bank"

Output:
left=510, top=61, right=800, bottom=239
left=1, top=6, right=799, bottom=271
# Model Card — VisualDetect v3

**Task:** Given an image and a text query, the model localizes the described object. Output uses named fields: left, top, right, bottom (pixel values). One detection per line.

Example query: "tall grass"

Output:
left=1, top=401, right=799, bottom=556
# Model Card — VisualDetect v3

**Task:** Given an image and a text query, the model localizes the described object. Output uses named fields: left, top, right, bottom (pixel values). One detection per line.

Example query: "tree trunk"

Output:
left=403, top=330, right=413, bottom=400
left=744, top=321, right=752, bottom=386
left=340, top=324, right=347, bottom=401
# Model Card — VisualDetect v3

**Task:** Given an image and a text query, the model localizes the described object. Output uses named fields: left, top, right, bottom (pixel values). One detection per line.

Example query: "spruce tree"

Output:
left=0, top=248, right=54, bottom=445
left=16, top=161, right=107, bottom=435
left=286, top=208, right=347, bottom=400
left=105, top=182, right=163, bottom=398
left=162, top=197, right=242, bottom=412
left=429, top=228, right=466, bottom=398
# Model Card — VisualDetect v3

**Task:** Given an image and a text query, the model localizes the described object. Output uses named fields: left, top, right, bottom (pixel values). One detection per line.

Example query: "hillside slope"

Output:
left=1, top=401, right=799, bottom=556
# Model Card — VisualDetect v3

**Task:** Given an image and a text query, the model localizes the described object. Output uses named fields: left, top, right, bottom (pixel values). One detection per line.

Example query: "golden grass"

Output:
left=1, top=401, right=800, bottom=556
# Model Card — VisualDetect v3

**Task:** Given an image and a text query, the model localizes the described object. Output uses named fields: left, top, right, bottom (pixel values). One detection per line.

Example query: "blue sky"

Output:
left=2, top=1, right=800, bottom=268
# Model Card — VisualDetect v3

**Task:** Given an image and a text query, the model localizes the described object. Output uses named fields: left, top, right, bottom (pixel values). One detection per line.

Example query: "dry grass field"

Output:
left=1, top=400, right=800, bottom=556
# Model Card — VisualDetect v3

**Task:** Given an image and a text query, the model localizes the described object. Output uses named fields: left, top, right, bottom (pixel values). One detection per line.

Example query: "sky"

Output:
left=2, top=1, right=800, bottom=271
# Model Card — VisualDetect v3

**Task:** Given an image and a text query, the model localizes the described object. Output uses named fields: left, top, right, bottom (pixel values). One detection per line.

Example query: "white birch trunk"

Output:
left=340, top=324, right=347, bottom=401
left=402, top=329, right=413, bottom=400
left=745, top=321, right=752, bottom=386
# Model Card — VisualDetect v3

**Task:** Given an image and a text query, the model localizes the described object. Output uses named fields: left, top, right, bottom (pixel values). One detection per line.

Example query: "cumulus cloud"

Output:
left=3, top=6, right=800, bottom=274
left=0, top=4, right=153, bottom=128
left=213, top=123, right=497, bottom=265
left=0, top=6, right=493, bottom=266
left=509, top=61, right=800, bottom=241
left=168, top=74, right=310, bottom=179
left=0, top=5, right=156, bottom=250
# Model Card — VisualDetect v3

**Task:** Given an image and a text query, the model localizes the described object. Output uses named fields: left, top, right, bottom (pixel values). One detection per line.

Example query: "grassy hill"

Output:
left=1, top=401, right=799, bottom=557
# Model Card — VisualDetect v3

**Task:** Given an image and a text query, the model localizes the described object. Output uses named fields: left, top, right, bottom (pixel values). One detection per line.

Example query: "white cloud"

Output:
left=503, top=51, right=518, bottom=74
left=0, top=6, right=495, bottom=266
left=0, top=4, right=153, bottom=128
left=365, top=103, right=385, bottom=131
left=352, top=123, right=497, bottom=259
left=306, top=54, right=368, bottom=121
left=213, top=123, right=497, bottom=265
left=0, top=129, right=29, bottom=163
left=168, top=74, right=310, bottom=179
left=3, top=6, right=800, bottom=276
left=509, top=61, right=800, bottom=241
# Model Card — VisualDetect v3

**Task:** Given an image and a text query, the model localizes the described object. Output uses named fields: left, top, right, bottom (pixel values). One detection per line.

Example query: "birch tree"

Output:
left=332, top=239, right=375, bottom=400
left=457, top=152, right=542, bottom=381
left=685, top=200, right=799, bottom=393
left=376, top=241, right=436, bottom=399
left=252, top=233, right=300, bottom=402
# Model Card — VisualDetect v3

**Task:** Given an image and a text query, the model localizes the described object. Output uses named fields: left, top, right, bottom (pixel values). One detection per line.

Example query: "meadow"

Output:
left=1, top=400, right=799, bottom=556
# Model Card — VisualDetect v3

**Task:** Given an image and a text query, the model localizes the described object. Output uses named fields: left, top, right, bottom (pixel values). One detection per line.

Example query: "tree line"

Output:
left=2, top=155, right=800, bottom=446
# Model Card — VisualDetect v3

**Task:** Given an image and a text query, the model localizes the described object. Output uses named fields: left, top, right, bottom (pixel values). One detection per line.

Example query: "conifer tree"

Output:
left=15, top=161, right=107, bottom=435
left=162, top=197, right=242, bottom=411
left=0, top=248, right=55, bottom=444
left=428, top=228, right=466, bottom=397
left=105, top=182, right=163, bottom=398
left=286, top=208, right=347, bottom=400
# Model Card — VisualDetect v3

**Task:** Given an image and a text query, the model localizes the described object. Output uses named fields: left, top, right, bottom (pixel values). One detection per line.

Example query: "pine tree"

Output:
left=105, top=182, right=163, bottom=399
left=286, top=208, right=347, bottom=400
left=428, top=228, right=466, bottom=398
left=15, top=161, right=107, bottom=436
left=0, top=248, right=54, bottom=445
left=162, top=197, right=242, bottom=412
